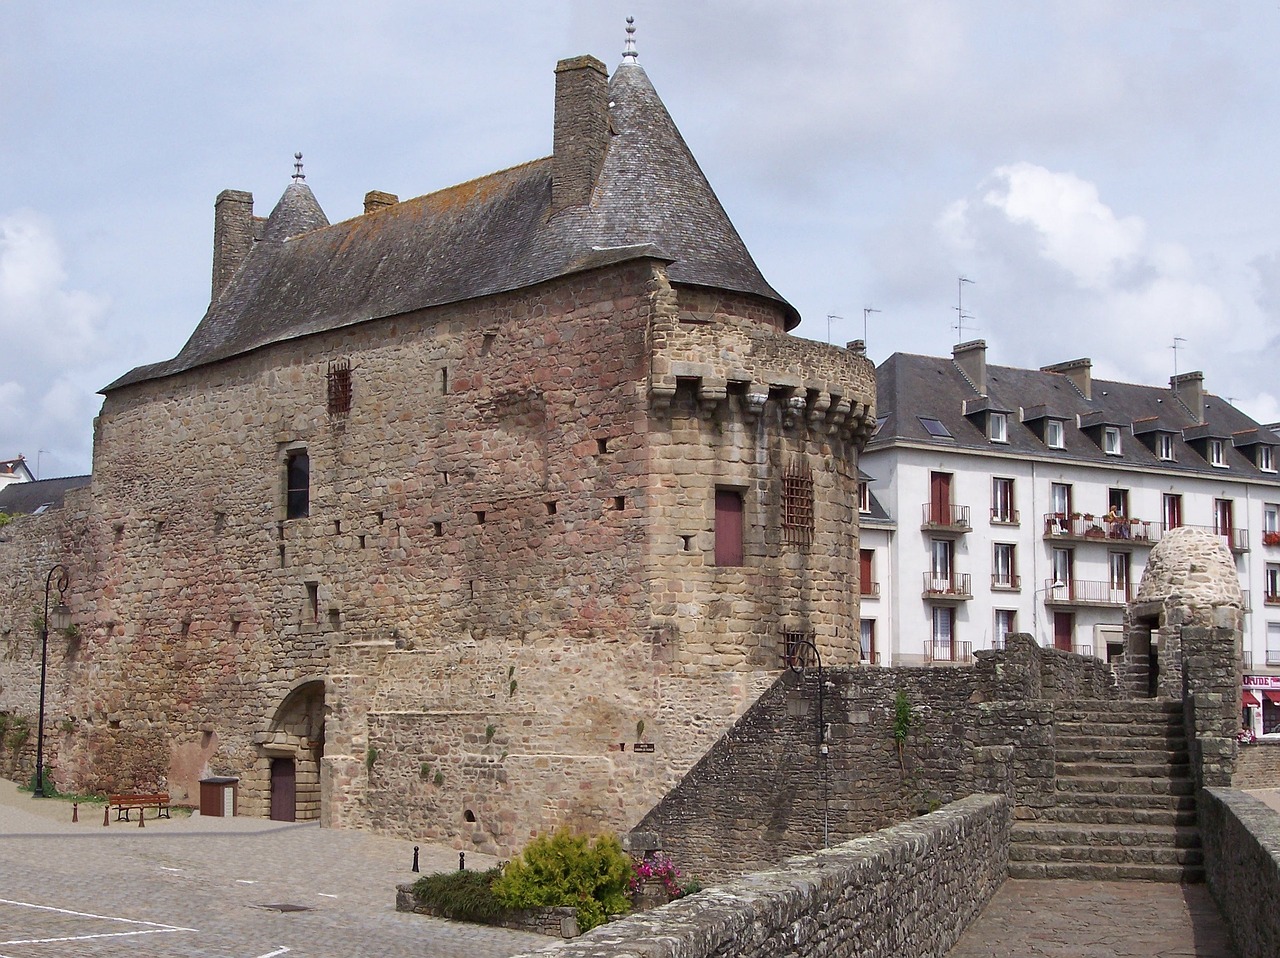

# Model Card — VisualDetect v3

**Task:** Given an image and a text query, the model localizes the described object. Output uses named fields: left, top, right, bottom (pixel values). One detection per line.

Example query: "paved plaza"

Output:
left=0, top=782, right=544, bottom=958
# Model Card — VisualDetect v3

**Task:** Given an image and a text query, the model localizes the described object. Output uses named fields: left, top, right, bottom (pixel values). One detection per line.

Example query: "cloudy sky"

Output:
left=2, top=1, right=1278, bottom=477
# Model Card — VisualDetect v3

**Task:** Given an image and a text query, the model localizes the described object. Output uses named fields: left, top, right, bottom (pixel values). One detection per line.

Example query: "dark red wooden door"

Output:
left=270, top=757, right=296, bottom=822
left=929, top=473, right=951, bottom=525
left=859, top=549, right=874, bottom=594
left=1053, top=613, right=1074, bottom=652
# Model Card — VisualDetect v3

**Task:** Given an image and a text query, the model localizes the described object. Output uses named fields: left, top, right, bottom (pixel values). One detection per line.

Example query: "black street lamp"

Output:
left=785, top=636, right=830, bottom=848
left=34, top=563, right=70, bottom=799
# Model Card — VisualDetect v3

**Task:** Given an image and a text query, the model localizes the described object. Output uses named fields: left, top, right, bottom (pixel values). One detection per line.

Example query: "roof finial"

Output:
left=292, top=152, right=305, bottom=182
left=622, top=16, right=638, bottom=63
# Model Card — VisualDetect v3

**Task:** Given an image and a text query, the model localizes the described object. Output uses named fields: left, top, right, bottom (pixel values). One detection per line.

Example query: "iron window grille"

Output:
left=327, top=359, right=352, bottom=417
left=782, top=461, right=814, bottom=546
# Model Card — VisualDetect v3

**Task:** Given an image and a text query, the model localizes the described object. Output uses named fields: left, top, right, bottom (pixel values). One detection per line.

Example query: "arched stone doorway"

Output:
left=258, top=679, right=326, bottom=822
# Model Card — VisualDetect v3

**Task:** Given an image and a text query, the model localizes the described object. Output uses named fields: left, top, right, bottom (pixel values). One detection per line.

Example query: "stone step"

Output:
left=1008, top=861, right=1204, bottom=883
left=1056, top=731, right=1187, bottom=747
left=1055, top=721, right=1185, bottom=738
left=1051, top=789, right=1196, bottom=813
left=1030, top=805, right=1197, bottom=827
left=1056, top=746, right=1188, bottom=764
left=1056, top=700, right=1183, bottom=719
left=1056, top=776, right=1195, bottom=796
left=1058, top=760, right=1191, bottom=778
left=1012, top=823, right=1201, bottom=849
left=1008, top=843, right=1203, bottom=867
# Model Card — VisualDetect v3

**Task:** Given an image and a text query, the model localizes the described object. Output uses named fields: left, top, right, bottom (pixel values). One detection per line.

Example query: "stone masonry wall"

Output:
left=0, top=255, right=875, bottom=855
left=1235, top=741, right=1280, bottom=788
left=1200, top=787, right=1280, bottom=958
left=636, top=637, right=1085, bottom=879
left=510, top=794, right=1010, bottom=958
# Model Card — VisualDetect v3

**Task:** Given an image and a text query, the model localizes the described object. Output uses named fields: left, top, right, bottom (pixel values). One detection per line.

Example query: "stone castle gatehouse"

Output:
left=0, top=39, right=875, bottom=852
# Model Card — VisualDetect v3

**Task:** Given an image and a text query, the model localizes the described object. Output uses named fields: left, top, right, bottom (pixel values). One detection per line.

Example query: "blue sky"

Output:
left=3, top=1, right=1278, bottom=476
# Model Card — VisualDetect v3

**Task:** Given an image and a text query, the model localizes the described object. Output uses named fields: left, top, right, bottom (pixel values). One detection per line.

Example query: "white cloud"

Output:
left=0, top=211, right=106, bottom=473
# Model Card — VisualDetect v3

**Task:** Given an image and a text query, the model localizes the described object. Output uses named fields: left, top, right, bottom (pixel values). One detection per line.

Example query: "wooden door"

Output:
left=859, top=549, right=874, bottom=595
left=929, top=472, right=951, bottom=525
left=270, top=757, right=296, bottom=822
left=1053, top=613, right=1074, bottom=652
left=714, top=490, right=744, bottom=566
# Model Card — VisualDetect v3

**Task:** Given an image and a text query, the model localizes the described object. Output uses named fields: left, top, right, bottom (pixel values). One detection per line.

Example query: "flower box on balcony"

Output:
left=1263, top=531, right=1280, bottom=547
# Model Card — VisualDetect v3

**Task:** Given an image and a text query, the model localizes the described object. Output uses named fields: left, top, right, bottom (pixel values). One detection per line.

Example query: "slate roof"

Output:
left=0, top=475, right=91, bottom=515
left=105, top=59, right=794, bottom=392
left=869, top=351, right=1280, bottom=483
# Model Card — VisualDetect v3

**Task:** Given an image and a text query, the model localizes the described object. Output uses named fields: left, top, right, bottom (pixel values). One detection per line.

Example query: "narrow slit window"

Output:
left=285, top=449, right=310, bottom=519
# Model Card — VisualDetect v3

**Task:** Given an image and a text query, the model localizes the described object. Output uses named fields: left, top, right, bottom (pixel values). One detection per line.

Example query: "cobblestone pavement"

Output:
left=0, top=781, right=546, bottom=958
left=946, top=878, right=1237, bottom=957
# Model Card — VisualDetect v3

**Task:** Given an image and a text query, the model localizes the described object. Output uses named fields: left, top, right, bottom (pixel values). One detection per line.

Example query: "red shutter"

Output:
left=715, top=490, right=744, bottom=566
left=929, top=472, right=951, bottom=525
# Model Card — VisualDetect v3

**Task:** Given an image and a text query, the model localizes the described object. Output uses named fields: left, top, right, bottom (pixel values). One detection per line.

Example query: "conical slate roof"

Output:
left=105, top=57, right=795, bottom=392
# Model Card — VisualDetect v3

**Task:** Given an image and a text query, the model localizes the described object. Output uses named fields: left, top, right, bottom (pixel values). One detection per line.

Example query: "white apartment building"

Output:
left=857, top=341, right=1280, bottom=730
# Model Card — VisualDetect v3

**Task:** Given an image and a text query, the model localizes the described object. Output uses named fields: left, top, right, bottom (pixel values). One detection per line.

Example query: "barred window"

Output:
left=327, top=359, right=352, bottom=417
left=782, top=461, right=813, bottom=546
left=782, top=630, right=815, bottom=669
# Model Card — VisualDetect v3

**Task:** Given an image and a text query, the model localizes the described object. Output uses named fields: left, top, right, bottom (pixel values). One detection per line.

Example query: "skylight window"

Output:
left=919, top=417, right=952, bottom=438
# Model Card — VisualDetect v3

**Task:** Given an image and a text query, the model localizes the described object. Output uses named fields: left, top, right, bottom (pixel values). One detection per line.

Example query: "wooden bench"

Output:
left=109, top=792, right=171, bottom=822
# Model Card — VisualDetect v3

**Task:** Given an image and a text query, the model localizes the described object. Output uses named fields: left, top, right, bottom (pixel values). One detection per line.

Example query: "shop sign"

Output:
left=1244, top=675, right=1280, bottom=689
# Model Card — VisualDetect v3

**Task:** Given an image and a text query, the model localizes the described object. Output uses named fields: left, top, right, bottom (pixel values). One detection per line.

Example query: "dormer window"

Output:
left=1103, top=426, right=1122, bottom=456
left=1045, top=419, right=1065, bottom=449
left=1260, top=445, right=1276, bottom=473
left=1157, top=434, right=1175, bottom=461
left=989, top=412, right=1008, bottom=443
left=858, top=481, right=871, bottom=514
left=1209, top=439, right=1227, bottom=468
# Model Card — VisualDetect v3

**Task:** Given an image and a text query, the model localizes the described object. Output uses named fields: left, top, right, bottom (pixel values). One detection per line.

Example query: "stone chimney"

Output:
left=212, top=189, right=255, bottom=302
left=952, top=340, right=987, bottom=395
left=1172, top=371, right=1205, bottom=424
left=364, top=190, right=399, bottom=214
left=552, top=55, right=610, bottom=213
left=1042, top=357, right=1092, bottom=401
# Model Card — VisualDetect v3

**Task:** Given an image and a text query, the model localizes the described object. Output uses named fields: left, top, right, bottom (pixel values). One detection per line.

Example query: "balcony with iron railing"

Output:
left=1040, top=579, right=1132, bottom=608
left=1181, top=524, right=1250, bottom=554
left=925, top=639, right=973, bottom=665
left=1265, top=589, right=1280, bottom=607
left=921, top=503, right=971, bottom=536
left=1042, top=513, right=1160, bottom=546
left=991, top=572, right=1021, bottom=592
left=1244, top=650, right=1253, bottom=670
left=1268, top=649, right=1280, bottom=667
left=922, top=572, right=972, bottom=600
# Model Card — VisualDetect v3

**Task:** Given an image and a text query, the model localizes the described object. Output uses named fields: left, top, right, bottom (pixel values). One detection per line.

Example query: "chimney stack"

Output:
left=212, top=189, right=255, bottom=302
left=952, top=340, right=987, bottom=395
left=364, top=190, right=399, bottom=214
left=552, top=55, right=610, bottom=213
left=1172, top=371, right=1205, bottom=424
left=1042, top=357, right=1092, bottom=401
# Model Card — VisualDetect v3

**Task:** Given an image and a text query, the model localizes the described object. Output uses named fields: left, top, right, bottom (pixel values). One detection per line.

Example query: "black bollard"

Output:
left=72, top=802, right=79, bottom=823
left=412, top=846, right=420, bottom=873
left=459, top=851, right=465, bottom=871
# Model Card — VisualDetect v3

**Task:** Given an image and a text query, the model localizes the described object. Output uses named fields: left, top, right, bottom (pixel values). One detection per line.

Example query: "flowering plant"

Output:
left=630, top=853, right=700, bottom=899
left=1238, top=727, right=1257, bottom=745
left=1263, top=531, right=1280, bottom=547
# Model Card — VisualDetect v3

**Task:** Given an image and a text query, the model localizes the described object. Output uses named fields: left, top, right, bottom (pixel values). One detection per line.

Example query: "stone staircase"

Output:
left=1009, top=698, right=1203, bottom=882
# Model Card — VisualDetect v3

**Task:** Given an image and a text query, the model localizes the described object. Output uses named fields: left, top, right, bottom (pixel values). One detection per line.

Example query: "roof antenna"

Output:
left=863, top=307, right=881, bottom=347
left=826, top=314, right=842, bottom=345
left=292, top=152, right=305, bottom=182
left=623, top=16, right=638, bottom=63
left=1171, top=336, right=1186, bottom=390
left=954, top=276, right=975, bottom=342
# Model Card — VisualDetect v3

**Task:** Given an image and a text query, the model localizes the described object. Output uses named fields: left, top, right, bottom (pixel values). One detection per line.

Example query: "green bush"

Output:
left=412, top=867, right=505, bottom=922
left=493, top=828, right=633, bottom=931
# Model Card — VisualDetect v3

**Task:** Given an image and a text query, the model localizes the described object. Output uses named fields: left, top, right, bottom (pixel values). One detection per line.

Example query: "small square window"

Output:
left=1103, top=426, right=1122, bottom=456
left=1157, top=434, right=1176, bottom=461
left=989, top=413, right=1007, bottom=443
left=1045, top=420, right=1065, bottom=449
left=919, top=417, right=952, bottom=438
left=1209, top=439, right=1227, bottom=468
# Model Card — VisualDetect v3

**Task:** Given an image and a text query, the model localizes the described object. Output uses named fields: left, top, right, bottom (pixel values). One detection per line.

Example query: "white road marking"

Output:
left=317, top=893, right=338, bottom=898
left=4, top=928, right=187, bottom=945
left=236, top=879, right=258, bottom=884
left=253, top=948, right=291, bottom=958
left=0, top=896, right=196, bottom=945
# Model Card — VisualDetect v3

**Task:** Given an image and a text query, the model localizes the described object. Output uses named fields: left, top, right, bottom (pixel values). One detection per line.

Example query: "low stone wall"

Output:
left=1200, top=788, right=1280, bottom=958
left=1235, top=741, right=1280, bottom=788
left=395, top=887, right=580, bottom=939
left=509, top=793, right=1009, bottom=958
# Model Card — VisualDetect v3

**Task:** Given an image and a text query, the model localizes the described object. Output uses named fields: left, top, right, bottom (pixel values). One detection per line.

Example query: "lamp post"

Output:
left=785, top=636, right=830, bottom=848
left=34, top=563, right=70, bottom=799
left=1031, top=579, right=1065, bottom=647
